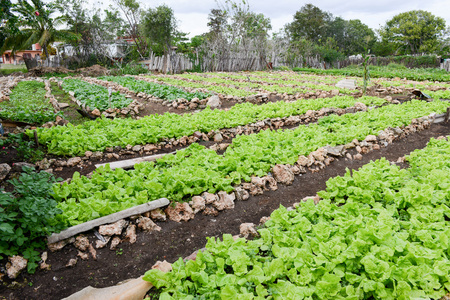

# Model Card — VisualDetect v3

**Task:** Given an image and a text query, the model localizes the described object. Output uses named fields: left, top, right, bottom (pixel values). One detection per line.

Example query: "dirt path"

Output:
left=1, top=122, right=449, bottom=300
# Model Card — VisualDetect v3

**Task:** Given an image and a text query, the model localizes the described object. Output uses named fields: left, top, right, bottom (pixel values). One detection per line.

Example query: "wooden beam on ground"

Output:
left=47, top=198, right=170, bottom=244
left=95, top=151, right=176, bottom=170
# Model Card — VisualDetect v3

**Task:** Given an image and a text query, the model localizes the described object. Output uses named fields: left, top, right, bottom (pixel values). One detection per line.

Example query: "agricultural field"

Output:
left=1, top=69, right=450, bottom=299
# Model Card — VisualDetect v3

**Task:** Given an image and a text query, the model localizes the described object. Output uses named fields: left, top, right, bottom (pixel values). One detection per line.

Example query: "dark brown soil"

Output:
left=1, top=121, right=449, bottom=300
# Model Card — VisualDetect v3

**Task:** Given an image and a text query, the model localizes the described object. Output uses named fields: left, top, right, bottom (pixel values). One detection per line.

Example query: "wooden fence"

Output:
left=441, top=60, right=450, bottom=72
left=139, top=52, right=326, bottom=73
left=24, top=56, right=67, bottom=69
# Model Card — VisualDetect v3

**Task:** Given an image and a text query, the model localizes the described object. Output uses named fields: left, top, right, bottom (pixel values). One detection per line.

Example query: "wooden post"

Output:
left=445, top=107, right=450, bottom=123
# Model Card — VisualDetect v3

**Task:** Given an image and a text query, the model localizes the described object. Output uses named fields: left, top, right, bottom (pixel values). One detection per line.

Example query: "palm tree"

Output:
left=1, top=0, right=78, bottom=62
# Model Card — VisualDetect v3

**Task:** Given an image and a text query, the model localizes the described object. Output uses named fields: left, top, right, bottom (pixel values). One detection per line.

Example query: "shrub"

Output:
left=0, top=167, right=65, bottom=273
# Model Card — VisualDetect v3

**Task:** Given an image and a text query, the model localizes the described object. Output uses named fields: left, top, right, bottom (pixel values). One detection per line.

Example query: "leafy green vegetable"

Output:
left=0, top=81, right=59, bottom=124
left=61, top=78, right=132, bottom=111
left=52, top=100, right=447, bottom=225
left=33, top=95, right=386, bottom=156
left=143, top=137, right=450, bottom=299
left=0, top=167, right=65, bottom=273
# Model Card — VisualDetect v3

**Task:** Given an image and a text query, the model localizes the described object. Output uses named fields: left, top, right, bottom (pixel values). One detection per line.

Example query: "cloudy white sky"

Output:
left=91, top=0, right=450, bottom=38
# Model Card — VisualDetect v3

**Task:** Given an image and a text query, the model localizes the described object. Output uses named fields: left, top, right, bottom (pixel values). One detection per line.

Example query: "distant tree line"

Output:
left=1, top=0, right=449, bottom=70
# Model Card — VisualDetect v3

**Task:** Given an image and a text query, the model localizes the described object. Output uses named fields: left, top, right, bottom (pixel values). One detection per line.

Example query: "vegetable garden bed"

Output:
left=1, top=70, right=450, bottom=299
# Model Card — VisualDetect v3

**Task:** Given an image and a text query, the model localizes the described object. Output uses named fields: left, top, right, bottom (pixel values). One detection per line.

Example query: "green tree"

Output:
left=141, top=4, right=179, bottom=71
left=380, top=10, right=446, bottom=54
left=286, top=4, right=331, bottom=44
left=0, top=0, right=18, bottom=47
left=141, top=4, right=178, bottom=55
left=1, top=0, right=78, bottom=60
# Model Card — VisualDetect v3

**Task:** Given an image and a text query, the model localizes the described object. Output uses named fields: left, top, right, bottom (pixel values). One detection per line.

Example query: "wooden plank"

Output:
left=47, top=198, right=170, bottom=244
left=95, top=151, right=176, bottom=170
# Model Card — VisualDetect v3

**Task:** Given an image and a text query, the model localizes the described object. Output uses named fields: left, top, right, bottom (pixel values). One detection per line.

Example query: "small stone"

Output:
left=290, top=165, right=301, bottom=175
left=218, top=143, right=229, bottom=151
left=67, top=157, right=82, bottom=167
left=91, top=151, right=103, bottom=160
left=48, top=237, right=75, bottom=252
left=354, top=102, right=367, bottom=111
left=77, top=251, right=89, bottom=260
left=6, top=256, right=28, bottom=279
left=191, top=196, right=206, bottom=213
left=143, top=144, right=158, bottom=152
left=213, top=191, right=235, bottom=211
left=296, top=155, right=309, bottom=167
left=149, top=208, right=166, bottom=222
left=240, top=223, right=258, bottom=239
left=0, top=163, right=11, bottom=181
left=272, top=164, right=295, bottom=185
left=84, top=151, right=93, bottom=158
left=346, top=153, right=352, bottom=160
left=110, top=236, right=121, bottom=250
left=91, top=109, right=101, bottom=117
left=137, top=217, right=161, bottom=232
left=213, top=133, right=223, bottom=143
left=373, top=144, right=380, bottom=150
left=193, top=131, right=202, bottom=139
left=260, top=216, right=270, bottom=224
left=98, top=219, right=128, bottom=236
left=66, top=258, right=78, bottom=267
left=234, top=187, right=250, bottom=201
left=311, top=148, right=326, bottom=161
left=354, top=153, right=363, bottom=160
left=132, top=145, right=142, bottom=152
left=202, top=192, right=218, bottom=204
left=206, top=95, right=222, bottom=109
left=165, top=202, right=195, bottom=222
left=95, top=236, right=111, bottom=249
left=202, top=207, right=219, bottom=216
left=74, top=235, right=90, bottom=251
left=323, top=145, right=344, bottom=157
left=365, top=135, right=377, bottom=143
left=123, top=225, right=137, bottom=244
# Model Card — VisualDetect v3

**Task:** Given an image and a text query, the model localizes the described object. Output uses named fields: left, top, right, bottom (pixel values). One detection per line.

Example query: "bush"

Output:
left=0, top=167, right=65, bottom=273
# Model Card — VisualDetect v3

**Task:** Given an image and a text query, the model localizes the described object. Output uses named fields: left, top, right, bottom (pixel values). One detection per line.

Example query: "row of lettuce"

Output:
left=49, top=100, right=448, bottom=226
left=144, top=137, right=450, bottom=299
left=0, top=81, right=59, bottom=124
left=33, top=95, right=387, bottom=156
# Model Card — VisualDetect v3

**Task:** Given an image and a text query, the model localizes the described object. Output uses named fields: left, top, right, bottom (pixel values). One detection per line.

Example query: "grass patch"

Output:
left=0, top=64, right=27, bottom=75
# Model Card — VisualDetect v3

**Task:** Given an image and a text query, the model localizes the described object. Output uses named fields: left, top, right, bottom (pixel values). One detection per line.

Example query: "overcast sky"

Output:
left=90, top=0, right=450, bottom=38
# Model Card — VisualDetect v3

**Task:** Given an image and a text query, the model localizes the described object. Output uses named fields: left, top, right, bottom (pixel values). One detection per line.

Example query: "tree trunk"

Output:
left=43, top=43, right=50, bottom=62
